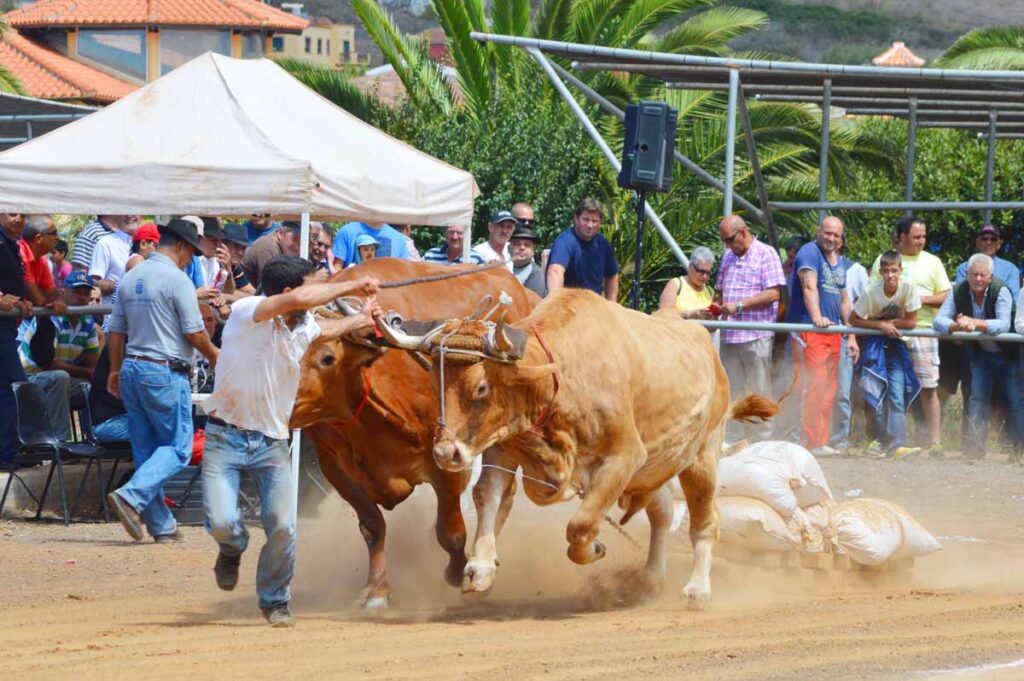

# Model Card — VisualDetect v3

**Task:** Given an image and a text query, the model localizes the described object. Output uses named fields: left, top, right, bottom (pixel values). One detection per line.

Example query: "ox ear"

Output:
left=508, top=363, right=557, bottom=385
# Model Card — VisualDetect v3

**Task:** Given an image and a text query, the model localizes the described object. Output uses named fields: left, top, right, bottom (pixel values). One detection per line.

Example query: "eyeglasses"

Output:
left=721, top=230, right=743, bottom=245
left=517, top=218, right=535, bottom=227
left=978, top=235, right=999, bottom=242
left=43, top=230, right=58, bottom=237
left=692, top=266, right=713, bottom=276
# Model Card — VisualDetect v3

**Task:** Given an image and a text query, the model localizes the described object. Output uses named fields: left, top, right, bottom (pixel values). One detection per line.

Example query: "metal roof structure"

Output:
left=471, top=33, right=1024, bottom=233
left=0, top=92, right=95, bottom=150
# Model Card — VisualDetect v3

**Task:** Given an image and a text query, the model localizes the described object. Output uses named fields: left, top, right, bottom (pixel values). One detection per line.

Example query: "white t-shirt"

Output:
left=203, top=295, right=322, bottom=440
left=199, top=255, right=226, bottom=290
left=88, top=231, right=131, bottom=304
left=853, top=280, right=921, bottom=322
left=471, top=241, right=513, bottom=271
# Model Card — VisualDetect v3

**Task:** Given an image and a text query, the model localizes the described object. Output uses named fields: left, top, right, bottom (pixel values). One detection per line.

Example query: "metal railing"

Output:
left=697, top=319, right=1024, bottom=344
left=0, top=304, right=114, bottom=318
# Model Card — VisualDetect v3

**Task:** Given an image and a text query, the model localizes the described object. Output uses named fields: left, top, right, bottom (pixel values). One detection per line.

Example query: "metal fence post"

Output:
left=724, top=68, right=739, bottom=217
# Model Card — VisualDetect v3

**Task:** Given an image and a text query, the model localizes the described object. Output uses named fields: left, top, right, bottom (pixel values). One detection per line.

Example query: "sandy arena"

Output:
left=2, top=455, right=1024, bottom=680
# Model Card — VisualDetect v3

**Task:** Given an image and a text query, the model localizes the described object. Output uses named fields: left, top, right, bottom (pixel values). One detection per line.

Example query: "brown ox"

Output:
left=290, top=258, right=534, bottom=609
left=377, top=288, right=778, bottom=604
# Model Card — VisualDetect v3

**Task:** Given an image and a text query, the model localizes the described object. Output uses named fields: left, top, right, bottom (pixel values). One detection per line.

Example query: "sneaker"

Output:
left=810, top=445, right=839, bottom=457
left=891, top=446, right=921, bottom=461
left=262, top=603, right=295, bottom=628
left=927, top=443, right=946, bottom=460
left=214, top=551, right=241, bottom=591
left=107, top=491, right=144, bottom=541
left=865, top=440, right=885, bottom=458
left=154, top=530, right=184, bottom=544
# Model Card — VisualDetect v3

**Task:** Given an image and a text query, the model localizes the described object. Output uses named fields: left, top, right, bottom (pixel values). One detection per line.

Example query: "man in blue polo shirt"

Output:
left=546, top=197, right=619, bottom=301
left=332, top=221, right=410, bottom=267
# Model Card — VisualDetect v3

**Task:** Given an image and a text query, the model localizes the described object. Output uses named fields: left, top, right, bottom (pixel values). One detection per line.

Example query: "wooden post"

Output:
left=146, top=29, right=160, bottom=82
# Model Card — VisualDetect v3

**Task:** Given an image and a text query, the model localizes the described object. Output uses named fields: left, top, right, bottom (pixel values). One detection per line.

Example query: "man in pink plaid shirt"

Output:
left=716, top=215, right=787, bottom=442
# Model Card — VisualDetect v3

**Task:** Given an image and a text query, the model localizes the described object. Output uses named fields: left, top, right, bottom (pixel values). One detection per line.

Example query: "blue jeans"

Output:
left=830, top=336, right=854, bottom=449
left=28, top=369, right=72, bottom=441
left=94, top=414, right=131, bottom=442
left=0, top=324, right=27, bottom=462
left=875, top=343, right=908, bottom=453
left=203, top=422, right=295, bottom=610
left=968, top=350, right=1024, bottom=452
left=116, top=359, right=193, bottom=537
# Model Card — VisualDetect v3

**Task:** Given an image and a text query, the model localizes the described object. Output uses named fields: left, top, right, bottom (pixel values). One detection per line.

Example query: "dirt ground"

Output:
left=2, top=454, right=1024, bottom=680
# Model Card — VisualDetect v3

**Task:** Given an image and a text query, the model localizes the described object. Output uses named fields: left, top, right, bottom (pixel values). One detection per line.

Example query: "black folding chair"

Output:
left=69, top=383, right=132, bottom=521
left=1, top=381, right=105, bottom=525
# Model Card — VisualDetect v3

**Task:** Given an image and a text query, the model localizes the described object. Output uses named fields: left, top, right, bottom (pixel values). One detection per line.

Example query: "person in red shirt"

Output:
left=19, top=215, right=67, bottom=315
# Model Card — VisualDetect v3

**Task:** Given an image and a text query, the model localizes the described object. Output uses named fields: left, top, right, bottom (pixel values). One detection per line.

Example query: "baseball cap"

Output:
left=132, top=222, right=160, bottom=243
left=354, top=234, right=382, bottom=249
left=64, top=271, right=94, bottom=289
left=489, top=210, right=517, bottom=224
left=978, top=225, right=1001, bottom=238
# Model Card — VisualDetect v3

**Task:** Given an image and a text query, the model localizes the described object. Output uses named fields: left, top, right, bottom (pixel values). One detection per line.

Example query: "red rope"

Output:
left=528, top=326, right=559, bottom=437
left=333, top=365, right=372, bottom=430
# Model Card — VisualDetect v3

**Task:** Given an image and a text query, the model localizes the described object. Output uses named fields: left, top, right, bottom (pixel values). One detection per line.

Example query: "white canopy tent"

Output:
left=0, top=51, right=479, bottom=244
left=0, top=52, right=481, bottom=513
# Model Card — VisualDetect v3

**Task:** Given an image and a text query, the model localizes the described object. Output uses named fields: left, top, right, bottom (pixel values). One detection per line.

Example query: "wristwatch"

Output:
left=736, top=300, right=745, bottom=313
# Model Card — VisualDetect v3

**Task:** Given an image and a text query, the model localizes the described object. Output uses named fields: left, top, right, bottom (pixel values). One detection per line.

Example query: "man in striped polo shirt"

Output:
left=71, top=215, right=139, bottom=272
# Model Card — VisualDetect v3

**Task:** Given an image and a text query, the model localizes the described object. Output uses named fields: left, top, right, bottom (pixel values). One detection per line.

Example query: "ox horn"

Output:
left=334, top=296, right=364, bottom=316
left=375, top=313, right=440, bottom=351
left=494, top=310, right=513, bottom=355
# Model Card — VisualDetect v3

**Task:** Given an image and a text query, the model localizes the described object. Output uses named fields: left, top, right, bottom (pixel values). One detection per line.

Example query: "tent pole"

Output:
left=818, top=79, right=832, bottom=223
left=464, top=222, right=471, bottom=263
left=293, top=211, right=310, bottom=523
left=526, top=47, right=688, bottom=268
left=905, top=98, right=918, bottom=218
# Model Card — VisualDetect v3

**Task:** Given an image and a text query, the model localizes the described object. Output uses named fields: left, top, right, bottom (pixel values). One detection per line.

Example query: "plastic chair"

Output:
left=69, top=383, right=132, bottom=521
left=0, top=382, right=105, bottom=525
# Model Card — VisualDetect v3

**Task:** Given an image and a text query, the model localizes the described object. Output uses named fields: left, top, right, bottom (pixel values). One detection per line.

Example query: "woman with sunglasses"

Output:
left=659, top=246, right=717, bottom=320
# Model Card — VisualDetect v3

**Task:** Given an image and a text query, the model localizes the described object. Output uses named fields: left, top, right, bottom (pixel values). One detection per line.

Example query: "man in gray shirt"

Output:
left=106, top=219, right=219, bottom=542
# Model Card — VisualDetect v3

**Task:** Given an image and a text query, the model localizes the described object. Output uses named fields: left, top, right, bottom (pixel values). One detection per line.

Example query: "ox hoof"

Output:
left=462, top=561, right=497, bottom=593
left=355, top=587, right=391, bottom=613
left=682, top=584, right=712, bottom=611
left=567, top=540, right=606, bottom=565
left=445, top=559, right=468, bottom=588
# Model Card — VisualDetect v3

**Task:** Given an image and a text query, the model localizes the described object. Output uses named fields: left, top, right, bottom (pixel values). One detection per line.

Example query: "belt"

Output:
left=126, top=354, right=170, bottom=365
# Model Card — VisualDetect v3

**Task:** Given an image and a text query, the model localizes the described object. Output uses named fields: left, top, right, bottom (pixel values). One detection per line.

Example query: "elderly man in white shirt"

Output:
left=200, top=255, right=380, bottom=628
left=471, top=210, right=517, bottom=271
left=89, top=219, right=139, bottom=303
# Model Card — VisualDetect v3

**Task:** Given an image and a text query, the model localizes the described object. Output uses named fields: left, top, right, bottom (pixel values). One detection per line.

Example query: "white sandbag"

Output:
left=717, top=441, right=832, bottom=517
left=833, top=498, right=942, bottom=566
left=717, top=497, right=802, bottom=552
left=786, top=501, right=837, bottom=553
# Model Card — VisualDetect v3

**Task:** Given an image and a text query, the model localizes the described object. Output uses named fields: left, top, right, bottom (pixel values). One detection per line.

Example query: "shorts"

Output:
left=907, top=336, right=940, bottom=389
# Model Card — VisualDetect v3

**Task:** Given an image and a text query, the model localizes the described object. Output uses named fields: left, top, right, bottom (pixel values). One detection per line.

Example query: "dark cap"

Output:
left=64, top=271, right=94, bottom=289
left=510, top=224, right=539, bottom=241
left=489, top=210, right=517, bottom=225
left=200, top=216, right=226, bottom=240
left=159, top=218, right=202, bottom=253
left=223, top=222, right=249, bottom=247
left=978, top=224, right=1001, bottom=238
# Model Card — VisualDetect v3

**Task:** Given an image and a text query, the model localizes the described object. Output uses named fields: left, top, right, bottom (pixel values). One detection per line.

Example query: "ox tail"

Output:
left=727, top=394, right=780, bottom=424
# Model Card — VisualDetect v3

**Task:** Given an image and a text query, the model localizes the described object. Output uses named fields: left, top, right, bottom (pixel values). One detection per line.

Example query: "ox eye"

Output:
left=321, top=354, right=335, bottom=367
left=474, top=383, right=489, bottom=400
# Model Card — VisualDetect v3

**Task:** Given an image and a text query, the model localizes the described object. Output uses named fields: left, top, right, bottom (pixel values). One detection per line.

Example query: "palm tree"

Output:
left=936, top=27, right=1024, bottom=70
left=0, top=14, right=25, bottom=94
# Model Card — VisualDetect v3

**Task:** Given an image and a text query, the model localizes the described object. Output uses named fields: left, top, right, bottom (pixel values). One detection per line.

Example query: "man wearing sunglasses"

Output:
left=716, top=215, right=786, bottom=443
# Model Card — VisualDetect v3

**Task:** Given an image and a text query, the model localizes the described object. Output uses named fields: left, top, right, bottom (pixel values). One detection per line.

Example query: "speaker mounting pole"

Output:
left=631, top=189, right=647, bottom=310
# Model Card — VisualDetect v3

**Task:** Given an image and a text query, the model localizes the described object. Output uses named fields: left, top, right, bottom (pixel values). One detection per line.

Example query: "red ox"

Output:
left=290, top=259, right=535, bottom=609
left=376, top=288, right=778, bottom=604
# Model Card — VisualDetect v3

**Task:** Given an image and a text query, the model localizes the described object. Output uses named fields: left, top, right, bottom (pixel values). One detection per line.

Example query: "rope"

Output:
left=378, top=261, right=507, bottom=289
left=476, top=464, right=644, bottom=555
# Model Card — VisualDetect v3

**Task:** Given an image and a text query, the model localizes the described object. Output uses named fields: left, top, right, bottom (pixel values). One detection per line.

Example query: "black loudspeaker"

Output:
left=618, top=101, right=678, bottom=193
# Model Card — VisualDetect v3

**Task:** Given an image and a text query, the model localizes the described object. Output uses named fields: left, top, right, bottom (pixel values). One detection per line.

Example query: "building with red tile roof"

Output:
left=0, top=0, right=307, bottom=104
left=872, top=41, right=926, bottom=68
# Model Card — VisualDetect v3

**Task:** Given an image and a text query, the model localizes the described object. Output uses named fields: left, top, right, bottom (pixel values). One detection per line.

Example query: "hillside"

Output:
left=788, top=0, right=1024, bottom=29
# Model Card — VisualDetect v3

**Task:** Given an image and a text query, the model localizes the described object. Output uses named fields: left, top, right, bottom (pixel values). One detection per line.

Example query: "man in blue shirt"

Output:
left=785, top=216, right=854, bottom=453
left=954, top=225, right=1020, bottom=299
left=422, top=225, right=484, bottom=265
left=105, top=219, right=220, bottom=543
left=332, top=222, right=410, bottom=267
left=245, top=214, right=280, bottom=245
left=546, top=197, right=619, bottom=301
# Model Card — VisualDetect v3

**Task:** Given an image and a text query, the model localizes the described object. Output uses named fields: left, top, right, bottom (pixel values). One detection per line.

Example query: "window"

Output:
left=316, top=38, right=322, bottom=55
left=326, top=40, right=330, bottom=56
left=272, top=36, right=284, bottom=53
left=342, top=40, right=350, bottom=57
left=39, top=29, right=69, bottom=55
left=159, top=29, right=231, bottom=75
left=78, top=29, right=146, bottom=81
left=242, top=32, right=264, bottom=58
left=304, top=37, right=311, bottom=53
